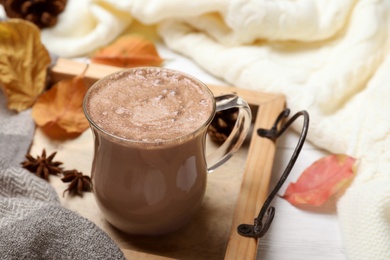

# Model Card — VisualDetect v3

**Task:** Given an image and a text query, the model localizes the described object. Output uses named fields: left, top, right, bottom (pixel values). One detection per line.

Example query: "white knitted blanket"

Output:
left=4, top=0, right=390, bottom=259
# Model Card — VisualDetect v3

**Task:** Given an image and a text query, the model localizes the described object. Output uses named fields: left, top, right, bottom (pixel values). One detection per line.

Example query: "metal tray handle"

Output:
left=237, top=109, right=309, bottom=238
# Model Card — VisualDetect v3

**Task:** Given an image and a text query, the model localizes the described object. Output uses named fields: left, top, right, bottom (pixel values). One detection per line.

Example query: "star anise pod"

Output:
left=1, top=0, right=67, bottom=29
left=61, top=169, right=93, bottom=197
left=208, top=108, right=239, bottom=144
left=21, top=149, right=63, bottom=181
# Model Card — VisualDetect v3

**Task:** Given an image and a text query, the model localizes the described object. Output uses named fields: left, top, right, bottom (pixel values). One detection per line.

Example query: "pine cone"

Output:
left=208, top=108, right=239, bottom=144
left=1, top=0, right=67, bottom=29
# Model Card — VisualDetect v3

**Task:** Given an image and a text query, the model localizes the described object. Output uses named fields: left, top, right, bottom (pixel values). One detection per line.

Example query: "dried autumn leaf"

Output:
left=32, top=74, right=90, bottom=140
left=282, top=154, right=357, bottom=206
left=90, top=35, right=163, bottom=68
left=0, top=19, right=51, bottom=111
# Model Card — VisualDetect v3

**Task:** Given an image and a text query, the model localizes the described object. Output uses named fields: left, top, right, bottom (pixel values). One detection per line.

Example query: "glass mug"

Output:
left=83, top=67, right=251, bottom=235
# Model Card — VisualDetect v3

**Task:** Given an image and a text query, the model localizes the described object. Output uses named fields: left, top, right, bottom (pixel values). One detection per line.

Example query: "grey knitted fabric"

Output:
left=0, top=93, right=125, bottom=259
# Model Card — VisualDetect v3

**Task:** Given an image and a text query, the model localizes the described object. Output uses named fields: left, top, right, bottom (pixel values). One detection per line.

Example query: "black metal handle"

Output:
left=237, top=109, right=309, bottom=238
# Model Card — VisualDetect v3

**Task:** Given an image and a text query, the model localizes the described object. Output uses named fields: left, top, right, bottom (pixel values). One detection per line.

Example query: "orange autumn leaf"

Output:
left=282, top=154, right=357, bottom=206
left=90, top=35, right=163, bottom=68
left=32, top=74, right=90, bottom=140
left=0, top=19, right=51, bottom=111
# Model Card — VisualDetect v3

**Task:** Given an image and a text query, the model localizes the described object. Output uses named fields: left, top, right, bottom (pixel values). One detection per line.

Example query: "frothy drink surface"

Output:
left=85, top=68, right=214, bottom=142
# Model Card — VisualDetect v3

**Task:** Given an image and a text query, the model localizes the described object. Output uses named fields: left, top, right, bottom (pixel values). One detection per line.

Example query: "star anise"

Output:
left=61, top=169, right=93, bottom=197
left=208, top=108, right=239, bottom=144
left=21, top=149, right=63, bottom=181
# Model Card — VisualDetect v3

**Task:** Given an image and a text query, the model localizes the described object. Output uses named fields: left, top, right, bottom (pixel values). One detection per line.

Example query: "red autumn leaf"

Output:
left=90, top=35, right=163, bottom=68
left=282, top=154, right=356, bottom=206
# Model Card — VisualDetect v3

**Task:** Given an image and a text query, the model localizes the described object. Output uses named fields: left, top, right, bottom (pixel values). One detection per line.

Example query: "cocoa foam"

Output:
left=85, top=68, right=214, bottom=142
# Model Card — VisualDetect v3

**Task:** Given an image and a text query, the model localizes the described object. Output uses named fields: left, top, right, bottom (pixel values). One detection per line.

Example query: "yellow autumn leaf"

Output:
left=0, top=19, right=51, bottom=112
left=90, top=35, right=164, bottom=68
left=32, top=74, right=90, bottom=140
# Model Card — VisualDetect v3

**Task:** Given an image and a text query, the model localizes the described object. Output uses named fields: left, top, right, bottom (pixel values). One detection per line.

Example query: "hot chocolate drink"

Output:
left=85, top=67, right=214, bottom=142
left=84, top=68, right=216, bottom=235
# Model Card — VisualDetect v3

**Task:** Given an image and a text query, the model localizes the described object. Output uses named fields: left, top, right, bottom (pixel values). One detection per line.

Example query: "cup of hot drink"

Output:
left=83, top=67, right=251, bottom=235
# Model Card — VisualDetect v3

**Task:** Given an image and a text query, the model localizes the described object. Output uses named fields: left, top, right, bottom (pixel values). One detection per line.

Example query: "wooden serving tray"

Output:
left=31, top=58, right=285, bottom=259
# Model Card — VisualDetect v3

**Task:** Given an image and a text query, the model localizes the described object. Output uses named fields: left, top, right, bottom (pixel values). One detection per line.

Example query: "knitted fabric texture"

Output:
left=0, top=93, right=125, bottom=259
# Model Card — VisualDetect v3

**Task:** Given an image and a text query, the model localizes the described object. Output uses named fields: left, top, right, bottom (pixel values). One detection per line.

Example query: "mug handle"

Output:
left=207, top=94, right=252, bottom=172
